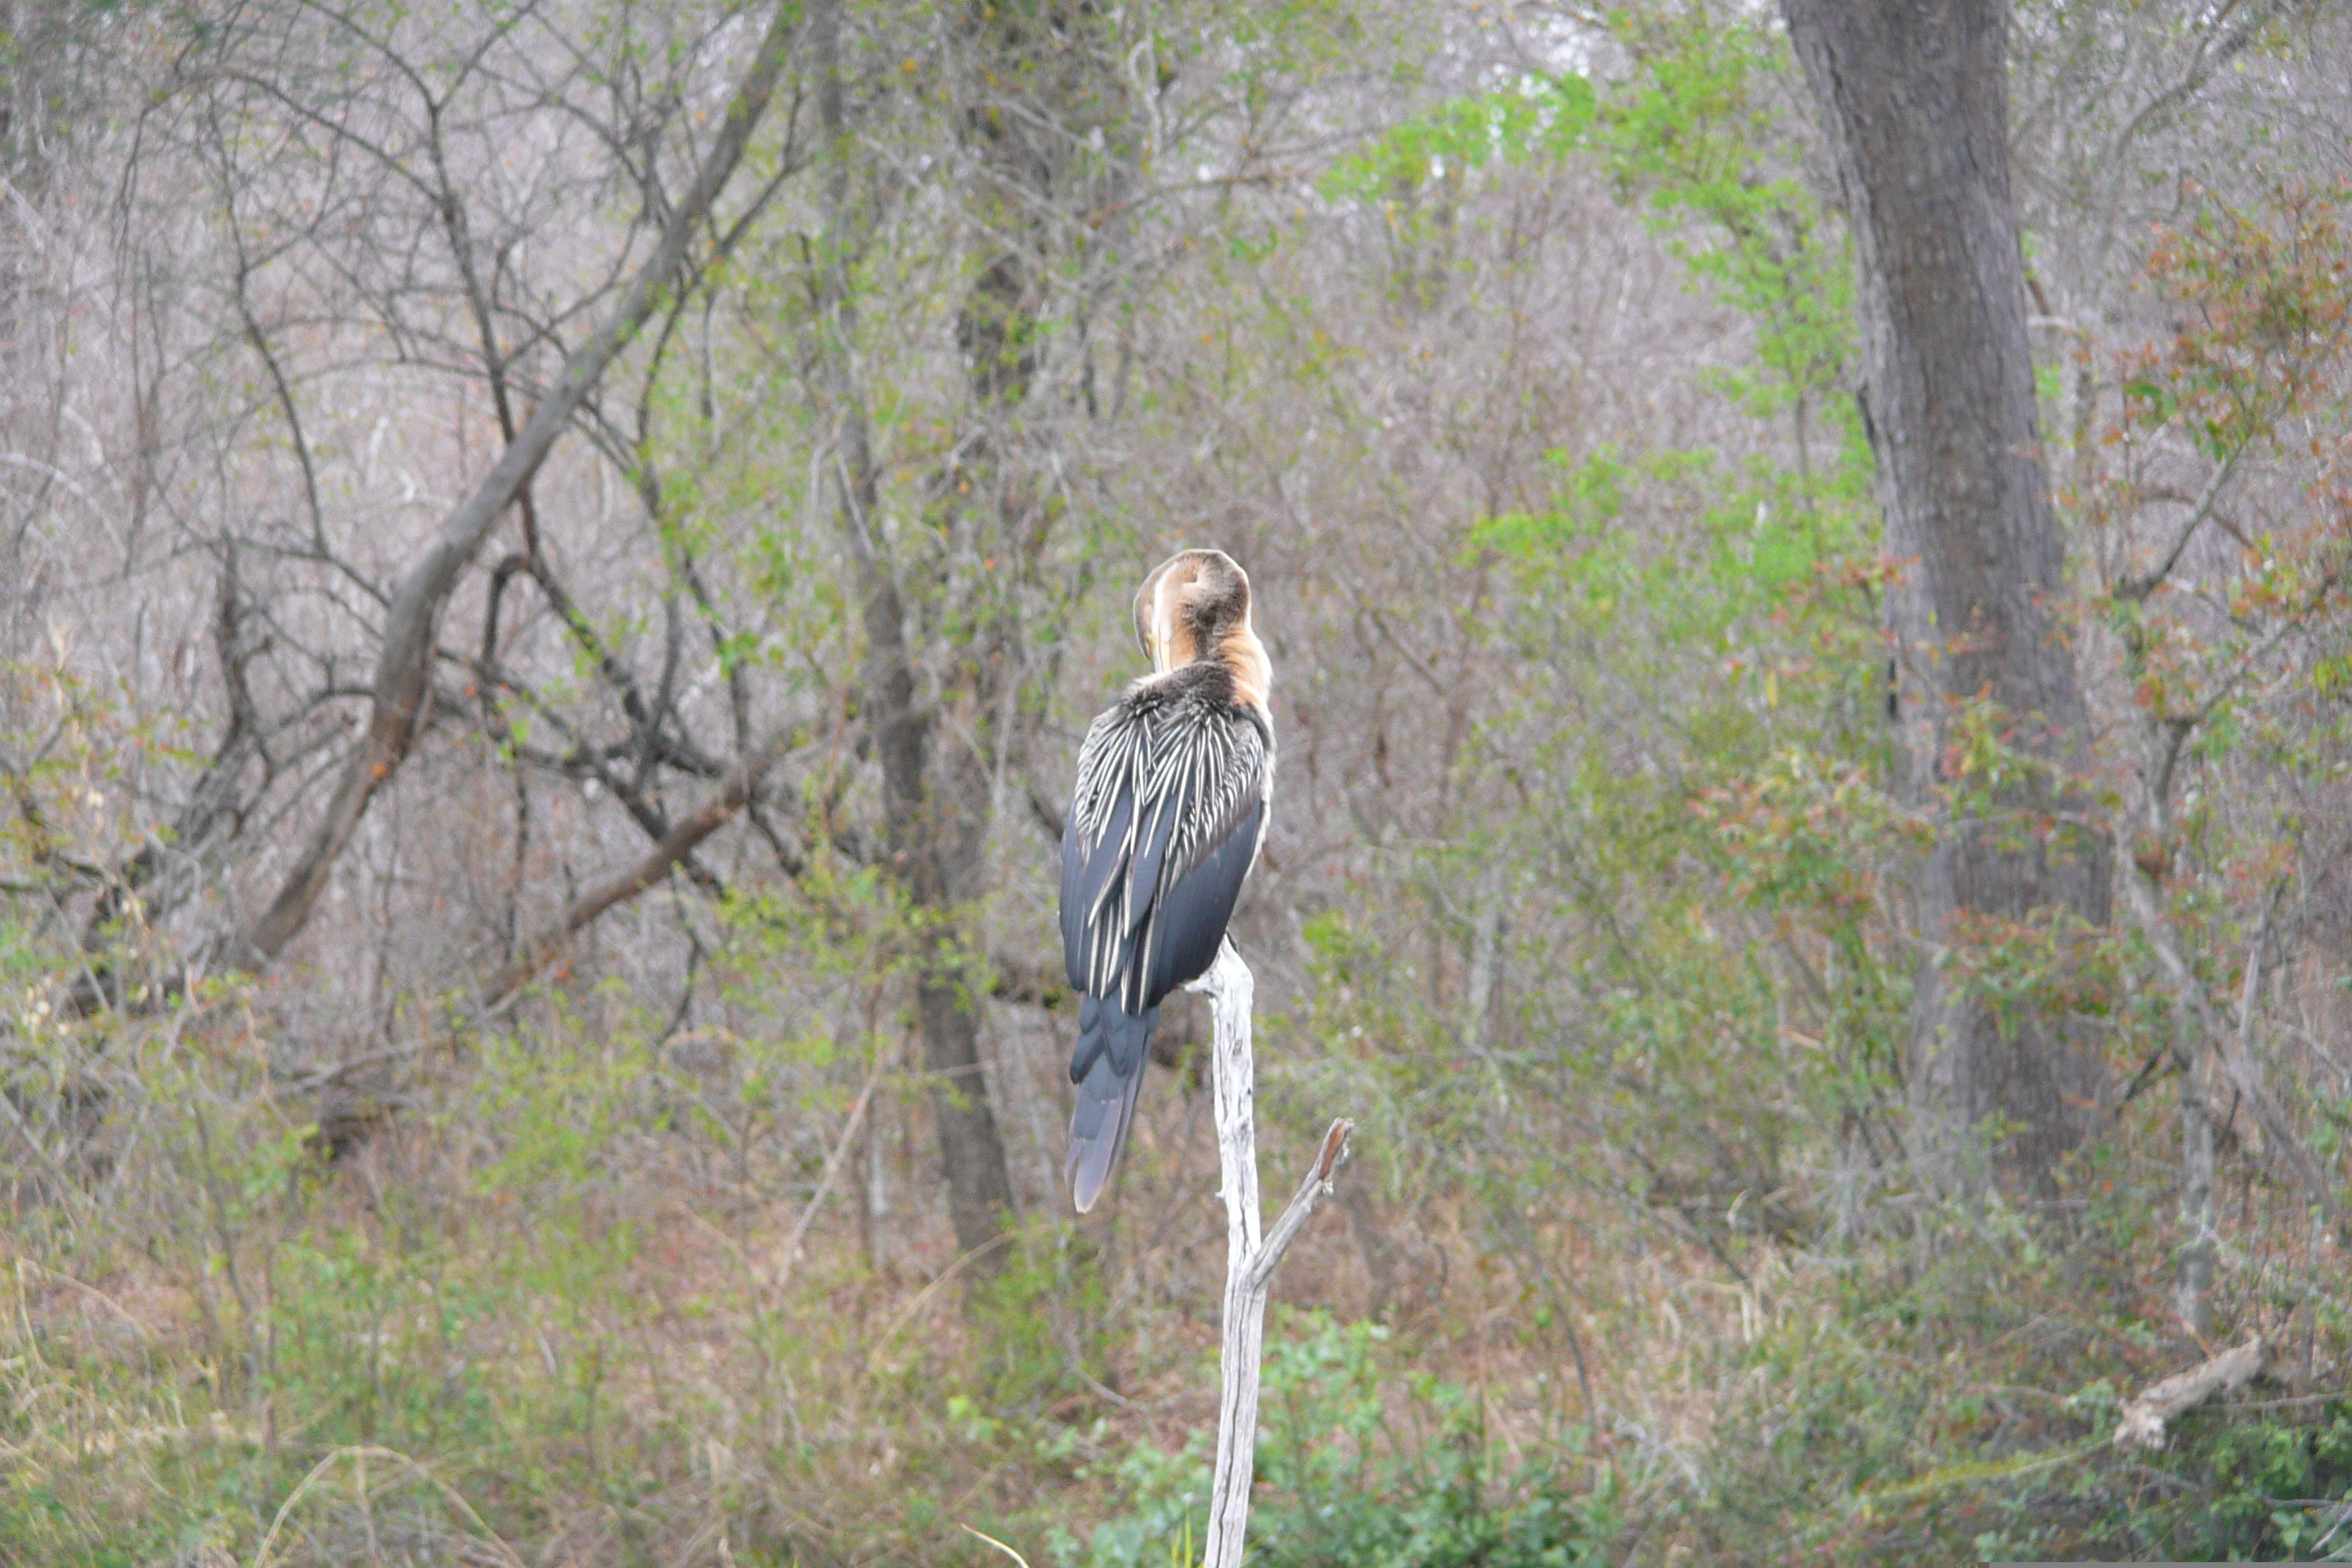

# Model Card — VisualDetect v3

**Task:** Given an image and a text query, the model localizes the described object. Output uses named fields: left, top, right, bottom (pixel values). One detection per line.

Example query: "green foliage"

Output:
left=1329, top=9, right=1857, bottom=428
left=1317, top=75, right=1597, bottom=205
left=1686, top=1194, right=2352, bottom=1564
left=2136, top=1409, right=2352, bottom=1561
left=1068, top=1311, right=1616, bottom=1568
left=1474, top=444, right=1875, bottom=658
left=1460, top=6, right=1882, bottom=773
left=960, top=1219, right=1119, bottom=1415
left=1588, top=12, right=1856, bottom=426
left=2125, top=182, right=2352, bottom=460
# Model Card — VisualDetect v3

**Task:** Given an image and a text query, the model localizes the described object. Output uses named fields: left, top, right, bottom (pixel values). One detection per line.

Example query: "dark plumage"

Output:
left=1060, top=549, right=1275, bottom=1213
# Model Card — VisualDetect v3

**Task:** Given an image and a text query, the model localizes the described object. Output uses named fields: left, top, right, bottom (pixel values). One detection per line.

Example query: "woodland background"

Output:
left=5, top=0, right=2352, bottom=1561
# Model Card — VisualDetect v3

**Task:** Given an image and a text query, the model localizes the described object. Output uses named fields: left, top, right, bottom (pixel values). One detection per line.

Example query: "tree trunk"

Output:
left=818, top=322, right=1017, bottom=1271
left=1784, top=0, right=2112, bottom=1191
left=815, top=0, right=1017, bottom=1268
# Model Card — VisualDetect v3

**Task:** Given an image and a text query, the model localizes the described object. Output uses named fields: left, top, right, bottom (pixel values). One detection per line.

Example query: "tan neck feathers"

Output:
left=1221, top=620, right=1271, bottom=715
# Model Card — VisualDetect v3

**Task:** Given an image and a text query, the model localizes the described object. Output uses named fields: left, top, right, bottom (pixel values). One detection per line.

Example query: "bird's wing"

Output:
left=1144, top=796, right=1264, bottom=1002
left=1061, top=703, right=1152, bottom=995
left=1136, top=705, right=1270, bottom=1003
left=1063, top=695, right=1270, bottom=1010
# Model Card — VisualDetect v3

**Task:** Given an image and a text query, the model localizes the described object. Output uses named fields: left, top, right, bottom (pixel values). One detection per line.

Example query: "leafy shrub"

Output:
left=1065, top=1311, right=1616, bottom=1568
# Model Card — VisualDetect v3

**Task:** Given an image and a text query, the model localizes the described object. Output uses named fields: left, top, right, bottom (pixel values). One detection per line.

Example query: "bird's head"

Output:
left=1133, top=548, right=1254, bottom=675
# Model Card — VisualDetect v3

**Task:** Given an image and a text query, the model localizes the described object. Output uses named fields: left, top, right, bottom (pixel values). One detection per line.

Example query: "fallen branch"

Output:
left=1186, top=940, right=1352, bottom=1568
left=2114, top=1336, right=2266, bottom=1452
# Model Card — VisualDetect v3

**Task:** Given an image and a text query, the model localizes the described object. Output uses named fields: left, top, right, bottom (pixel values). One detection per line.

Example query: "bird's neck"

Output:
left=1218, top=622, right=1272, bottom=715
left=1144, top=625, right=1271, bottom=716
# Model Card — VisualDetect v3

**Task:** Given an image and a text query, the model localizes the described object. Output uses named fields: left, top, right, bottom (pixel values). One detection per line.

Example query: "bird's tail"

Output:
left=1067, top=994, right=1157, bottom=1213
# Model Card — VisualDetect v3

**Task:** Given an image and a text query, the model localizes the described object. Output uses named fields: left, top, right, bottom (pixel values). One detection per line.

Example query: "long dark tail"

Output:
left=1067, top=994, right=1157, bottom=1213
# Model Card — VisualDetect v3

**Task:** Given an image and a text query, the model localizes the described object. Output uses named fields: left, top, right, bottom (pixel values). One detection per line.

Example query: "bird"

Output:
left=1059, top=548, right=1275, bottom=1213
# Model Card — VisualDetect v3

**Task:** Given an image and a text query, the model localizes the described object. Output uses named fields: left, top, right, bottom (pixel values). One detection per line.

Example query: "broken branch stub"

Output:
left=2114, top=1336, right=2266, bottom=1452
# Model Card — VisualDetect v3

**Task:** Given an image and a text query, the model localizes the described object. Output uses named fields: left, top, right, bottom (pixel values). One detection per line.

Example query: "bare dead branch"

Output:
left=2114, top=1336, right=2266, bottom=1452
left=2106, top=0, right=2291, bottom=166
left=480, top=729, right=788, bottom=1008
left=1186, top=941, right=1352, bottom=1568
left=1248, top=1117, right=1356, bottom=1295
left=230, top=0, right=807, bottom=970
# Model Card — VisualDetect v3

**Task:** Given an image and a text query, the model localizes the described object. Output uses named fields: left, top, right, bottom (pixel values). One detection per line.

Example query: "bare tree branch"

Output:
left=2115, top=444, right=2247, bottom=603
left=2119, top=862, right=2346, bottom=1238
left=230, top=0, right=807, bottom=970
left=1186, top=942, right=1352, bottom=1568
left=480, top=728, right=789, bottom=1009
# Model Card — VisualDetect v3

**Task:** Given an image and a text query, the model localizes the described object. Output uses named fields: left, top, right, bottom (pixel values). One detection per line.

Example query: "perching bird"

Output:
left=1060, top=548, right=1275, bottom=1213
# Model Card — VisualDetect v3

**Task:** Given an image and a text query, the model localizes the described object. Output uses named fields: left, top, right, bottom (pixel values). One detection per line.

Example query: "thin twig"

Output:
left=864, top=1234, right=1017, bottom=1372
left=253, top=1446, right=524, bottom=1568
left=959, top=1523, right=1033, bottom=1567
left=772, top=1067, right=881, bottom=1293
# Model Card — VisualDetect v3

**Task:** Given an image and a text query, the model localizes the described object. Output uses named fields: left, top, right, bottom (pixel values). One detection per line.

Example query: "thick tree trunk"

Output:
left=1784, top=0, right=2112, bottom=1190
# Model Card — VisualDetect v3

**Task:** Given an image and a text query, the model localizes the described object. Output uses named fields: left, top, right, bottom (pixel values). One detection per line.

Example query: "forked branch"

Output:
left=480, top=730, right=789, bottom=1009
left=230, top=0, right=805, bottom=971
left=1186, top=941, right=1353, bottom=1568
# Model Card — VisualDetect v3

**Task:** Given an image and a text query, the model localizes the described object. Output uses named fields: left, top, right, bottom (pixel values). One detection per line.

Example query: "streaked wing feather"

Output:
left=1062, top=687, right=1272, bottom=1014
left=1060, top=790, right=1099, bottom=992
left=1158, top=713, right=1269, bottom=896
left=1121, top=785, right=1183, bottom=939
left=1145, top=797, right=1264, bottom=1000
left=1062, top=705, right=1147, bottom=995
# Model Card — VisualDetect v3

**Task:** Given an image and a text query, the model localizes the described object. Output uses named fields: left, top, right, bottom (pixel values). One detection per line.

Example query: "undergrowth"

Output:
left=4, top=975, right=2348, bottom=1565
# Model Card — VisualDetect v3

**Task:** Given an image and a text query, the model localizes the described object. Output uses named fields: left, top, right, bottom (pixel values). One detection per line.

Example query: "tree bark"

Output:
left=1784, top=0, right=2112, bottom=1191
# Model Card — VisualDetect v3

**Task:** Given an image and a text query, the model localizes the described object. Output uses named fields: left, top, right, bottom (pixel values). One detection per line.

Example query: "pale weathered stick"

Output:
left=1185, top=941, right=1353, bottom=1568
left=2114, top=1336, right=2266, bottom=1452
